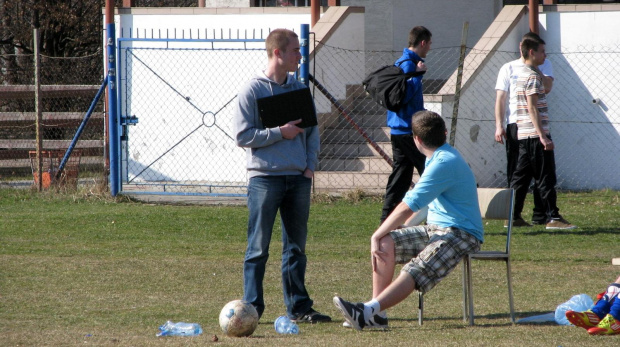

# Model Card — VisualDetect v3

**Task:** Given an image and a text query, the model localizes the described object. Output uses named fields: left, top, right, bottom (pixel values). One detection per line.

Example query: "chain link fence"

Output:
left=2, top=40, right=619, bottom=192
left=0, top=53, right=105, bottom=184
left=312, top=42, right=620, bottom=192
left=118, top=40, right=266, bottom=195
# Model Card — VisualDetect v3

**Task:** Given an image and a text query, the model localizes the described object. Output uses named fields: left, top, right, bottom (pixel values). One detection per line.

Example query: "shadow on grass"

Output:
left=521, top=227, right=620, bottom=236
left=391, top=313, right=516, bottom=328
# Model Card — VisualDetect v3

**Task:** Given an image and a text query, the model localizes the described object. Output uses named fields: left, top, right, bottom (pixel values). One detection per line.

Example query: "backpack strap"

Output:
left=395, top=59, right=425, bottom=78
left=395, top=58, right=419, bottom=67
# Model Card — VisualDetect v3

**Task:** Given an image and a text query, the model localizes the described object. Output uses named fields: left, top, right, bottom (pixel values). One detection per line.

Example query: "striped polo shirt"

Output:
left=515, top=65, right=548, bottom=140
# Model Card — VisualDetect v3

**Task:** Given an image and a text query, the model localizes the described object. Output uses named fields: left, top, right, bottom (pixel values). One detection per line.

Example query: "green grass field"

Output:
left=1, top=188, right=618, bottom=346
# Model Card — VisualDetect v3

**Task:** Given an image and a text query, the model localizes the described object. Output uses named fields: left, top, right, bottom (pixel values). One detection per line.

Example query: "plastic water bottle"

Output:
left=156, top=321, right=203, bottom=337
left=274, top=316, right=299, bottom=334
left=554, top=294, right=594, bottom=325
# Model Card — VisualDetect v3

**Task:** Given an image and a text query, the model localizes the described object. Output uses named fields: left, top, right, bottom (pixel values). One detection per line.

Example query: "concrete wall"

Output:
left=448, top=6, right=620, bottom=190
left=340, top=0, right=503, bottom=51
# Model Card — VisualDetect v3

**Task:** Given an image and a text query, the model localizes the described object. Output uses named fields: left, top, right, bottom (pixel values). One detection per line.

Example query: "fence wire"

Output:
left=0, top=53, right=105, bottom=182
left=2, top=42, right=619, bottom=193
left=311, top=42, right=620, bottom=192
left=118, top=45, right=265, bottom=195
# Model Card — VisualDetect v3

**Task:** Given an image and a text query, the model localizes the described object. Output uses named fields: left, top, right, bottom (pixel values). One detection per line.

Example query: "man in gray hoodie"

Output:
left=233, top=28, right=329, bottom=323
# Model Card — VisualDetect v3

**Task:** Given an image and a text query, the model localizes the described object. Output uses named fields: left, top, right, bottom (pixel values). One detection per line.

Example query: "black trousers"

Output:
left=510, top=136, right=560, bottom=223
left=380, top=134, right=426, bottom=223
left=506, top=124, right=545, bottom=223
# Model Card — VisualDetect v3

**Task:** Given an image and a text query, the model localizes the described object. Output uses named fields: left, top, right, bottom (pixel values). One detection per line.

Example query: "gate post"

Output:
left=106, top=0, right=120, bottom=196
left=300, top=24, right=309, bottom=87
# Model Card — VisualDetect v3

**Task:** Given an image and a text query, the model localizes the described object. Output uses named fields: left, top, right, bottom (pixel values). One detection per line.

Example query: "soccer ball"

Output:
left=219, top=300, right=259, bottom=337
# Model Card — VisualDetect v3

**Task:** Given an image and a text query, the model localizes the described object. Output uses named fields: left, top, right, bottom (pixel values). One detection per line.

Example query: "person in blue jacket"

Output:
left=380, top=26, right=433, bottom=224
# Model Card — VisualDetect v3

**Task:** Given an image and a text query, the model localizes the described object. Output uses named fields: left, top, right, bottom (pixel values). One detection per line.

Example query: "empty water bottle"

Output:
left=274, top=316, right=299, bottom=334
left=554, top=294, right=594, bottom=325
left=156, top=321, right=203, bottom=337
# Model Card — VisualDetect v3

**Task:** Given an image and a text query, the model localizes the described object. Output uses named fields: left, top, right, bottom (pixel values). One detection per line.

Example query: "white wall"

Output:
left=113, top=11, right=313, bottom=184
left=111, top=9, right=365, bottom=186
left=452, top=9, right=620, bottom=190
left=110, top=6, right=620, bottom=190
left=540, top=11, right=620, bottom=189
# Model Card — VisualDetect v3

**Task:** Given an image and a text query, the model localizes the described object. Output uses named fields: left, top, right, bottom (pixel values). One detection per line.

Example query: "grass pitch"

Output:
left=1, top=188, right=618, bottom=346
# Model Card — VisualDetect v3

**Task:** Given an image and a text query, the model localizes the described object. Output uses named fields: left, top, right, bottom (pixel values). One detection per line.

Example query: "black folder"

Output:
left=256, top=88, right=318, bottom=128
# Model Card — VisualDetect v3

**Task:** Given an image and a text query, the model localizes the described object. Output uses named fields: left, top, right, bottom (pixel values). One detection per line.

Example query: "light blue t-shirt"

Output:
left=402, top=143, right=483, bottom=242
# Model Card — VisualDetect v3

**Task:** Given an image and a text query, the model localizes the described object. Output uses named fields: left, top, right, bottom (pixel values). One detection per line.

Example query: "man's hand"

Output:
left=540, top=135, right=554, bottom=151
left=303, top=168, right=313, bottom=179
left=280, top=119, right=304, bottom=139
left=495, top=126, right=506, bottom=144
left=371, top=236, right=386, bottom=272
left=416, top=61, right=427, bottom=72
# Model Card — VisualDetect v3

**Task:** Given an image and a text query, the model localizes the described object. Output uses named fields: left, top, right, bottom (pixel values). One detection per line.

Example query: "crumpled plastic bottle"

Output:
left=274, top=316, right=299, bottom=334
left=156, top=320, right=203, bottom=337
left=554, top=294, right=594, bottom=325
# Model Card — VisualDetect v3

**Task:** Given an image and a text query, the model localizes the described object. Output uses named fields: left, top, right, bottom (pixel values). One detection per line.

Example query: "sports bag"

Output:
left=362, top=59, right=425, bottom=112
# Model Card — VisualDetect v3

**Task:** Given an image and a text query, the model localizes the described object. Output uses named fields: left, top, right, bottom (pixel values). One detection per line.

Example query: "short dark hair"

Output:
left=411, top=110, right=446, bottom=148
left=408, top=26, right=432, bottom=48
left=265, top=29, right=298, bottom=59
left=522, top=31, right=545, bottom=44
left=521, top=37, right=544, bottom=59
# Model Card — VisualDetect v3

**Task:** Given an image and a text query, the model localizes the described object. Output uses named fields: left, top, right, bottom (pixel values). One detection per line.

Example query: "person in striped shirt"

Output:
left=512, top=37, right=576, bottom=230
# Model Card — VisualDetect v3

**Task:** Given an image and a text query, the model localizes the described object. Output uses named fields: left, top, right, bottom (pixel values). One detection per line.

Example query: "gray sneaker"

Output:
left=546, top=217, right=577, bottom=230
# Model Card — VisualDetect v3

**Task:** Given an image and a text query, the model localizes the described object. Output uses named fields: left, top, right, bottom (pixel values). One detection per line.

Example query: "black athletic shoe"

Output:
left=333, top=296, right=366, bottom=330
left=293, top=308, right=332, bottom=323
left=366, top=314, right=389, bottom=329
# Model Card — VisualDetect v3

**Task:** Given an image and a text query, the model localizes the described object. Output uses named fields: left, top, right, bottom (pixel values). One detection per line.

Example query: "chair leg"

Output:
left=506, top=259, right=515, bottom=324
left=465, top=256, right=474, bottom=326
left=462, top=259, right=469, bottom=322
left=418, top=291, right=424, bottom=326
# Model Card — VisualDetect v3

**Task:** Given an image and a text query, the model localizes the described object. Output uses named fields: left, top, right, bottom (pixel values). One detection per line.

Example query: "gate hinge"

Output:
left=121, top=115, right=139, bottom=126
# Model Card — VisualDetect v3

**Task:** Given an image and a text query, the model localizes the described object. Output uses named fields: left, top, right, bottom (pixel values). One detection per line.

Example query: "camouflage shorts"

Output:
left=390, top=224, right=480, bottom=294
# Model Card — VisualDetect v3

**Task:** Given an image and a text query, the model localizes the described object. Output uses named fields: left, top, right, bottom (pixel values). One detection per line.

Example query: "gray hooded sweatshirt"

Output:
left=234, top=71, right=320, bottom=178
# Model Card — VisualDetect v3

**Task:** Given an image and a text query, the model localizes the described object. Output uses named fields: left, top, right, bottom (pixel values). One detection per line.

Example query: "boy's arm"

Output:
left=494, top=90, right=508, bottom=144
left=525, top=93, right=554, bottom=151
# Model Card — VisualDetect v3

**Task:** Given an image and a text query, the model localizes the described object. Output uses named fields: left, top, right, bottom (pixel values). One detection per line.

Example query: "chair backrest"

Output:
left=477, top=188, right=515, bottom=254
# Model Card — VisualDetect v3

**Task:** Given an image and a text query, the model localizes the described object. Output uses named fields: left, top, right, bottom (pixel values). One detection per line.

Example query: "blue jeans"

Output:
left=243, top=175, right=313, bottom=319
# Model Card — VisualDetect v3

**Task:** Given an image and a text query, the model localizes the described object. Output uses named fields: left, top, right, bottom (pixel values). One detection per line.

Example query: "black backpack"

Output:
left=362, top=59, right=425, bottom=112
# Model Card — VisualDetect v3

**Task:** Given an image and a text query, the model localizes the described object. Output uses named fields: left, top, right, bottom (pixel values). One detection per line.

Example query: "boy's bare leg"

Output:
left=375, top=271, right=416, bottom=311
left=372, top=235, right=397, bottom=298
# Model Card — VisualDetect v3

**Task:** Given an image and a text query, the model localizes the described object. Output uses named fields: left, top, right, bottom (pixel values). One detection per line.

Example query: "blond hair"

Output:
left=265, top=29, right=298, bottom=58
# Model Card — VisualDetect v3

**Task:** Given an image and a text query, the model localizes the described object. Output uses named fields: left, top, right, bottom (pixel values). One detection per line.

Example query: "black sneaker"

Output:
left=333, top=296, right=366, bottom=330
left=504, top=218, right=532, bottom=228
left=342, top=314, right=388, bottom=330
left=292, top=308, right=332, bottom=324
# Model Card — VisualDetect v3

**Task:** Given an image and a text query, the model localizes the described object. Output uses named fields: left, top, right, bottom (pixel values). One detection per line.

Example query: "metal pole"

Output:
left=529, top=0, right=539, bottom=34
left=33, top=27, right=42, bottom=191
left=311, top=0, right=320, bottom=28
left=55, top=79, right=108, bottom=179
left=309, top=74, right=393, bottom=167
left=449, top=21, right=468, bottom=147
left=300, top=24, right=309, bottom=86
left=106, top=0, right=120, bottom=196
